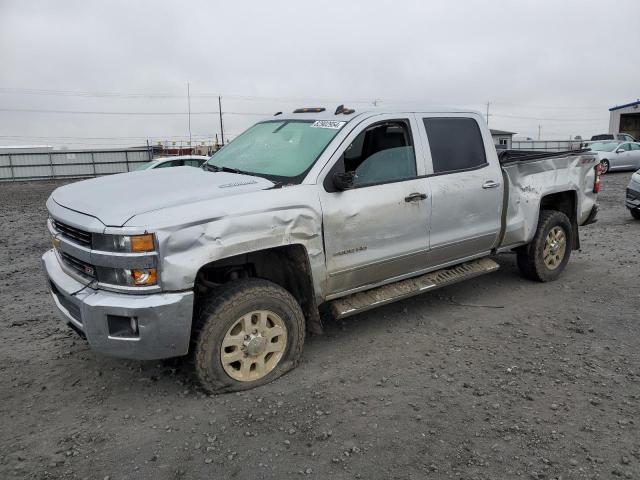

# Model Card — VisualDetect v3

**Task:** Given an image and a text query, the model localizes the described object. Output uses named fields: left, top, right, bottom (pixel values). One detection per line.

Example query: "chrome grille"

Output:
left=60, top=251, right=96, bottom=279
left=52, top=219, right=92, bottom=248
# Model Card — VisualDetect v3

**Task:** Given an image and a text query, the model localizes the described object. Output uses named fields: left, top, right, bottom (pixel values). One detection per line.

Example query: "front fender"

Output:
left=127, top=186, right=327, bottom=301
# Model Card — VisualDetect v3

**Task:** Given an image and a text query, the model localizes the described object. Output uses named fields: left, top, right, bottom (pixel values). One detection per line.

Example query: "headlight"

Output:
left=93, top=233, right=156, bottom=253
left=97, top=267, right=158, bottom=287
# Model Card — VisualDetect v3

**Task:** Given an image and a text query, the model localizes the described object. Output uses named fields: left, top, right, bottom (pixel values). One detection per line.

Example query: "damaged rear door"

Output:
left=319, top=114, right=431, bottom=295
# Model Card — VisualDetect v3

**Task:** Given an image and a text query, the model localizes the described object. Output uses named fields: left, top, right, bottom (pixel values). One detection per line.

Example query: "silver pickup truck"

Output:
left=42, top=106, right=600, bottom=392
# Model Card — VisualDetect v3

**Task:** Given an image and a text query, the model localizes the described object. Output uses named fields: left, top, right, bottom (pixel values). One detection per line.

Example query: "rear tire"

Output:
left=517, top=210, right=572, bottom=282
left=599, top=159, right=610, bottom=174
left=192, top=278, right=305, bottom=394
left=631, top=209, right=640, bottom=220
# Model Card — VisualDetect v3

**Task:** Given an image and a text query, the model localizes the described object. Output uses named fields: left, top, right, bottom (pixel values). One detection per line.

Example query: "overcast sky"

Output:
left=1, top=0, right=638, bottom=148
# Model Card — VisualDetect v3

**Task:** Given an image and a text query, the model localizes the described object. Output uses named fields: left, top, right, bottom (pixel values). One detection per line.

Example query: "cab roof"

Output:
left=269, top=105, right=484, bottom=123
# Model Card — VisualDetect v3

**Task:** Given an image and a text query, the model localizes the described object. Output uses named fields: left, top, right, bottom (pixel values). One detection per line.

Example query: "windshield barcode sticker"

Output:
left=311, top=120, right=346, bottom=129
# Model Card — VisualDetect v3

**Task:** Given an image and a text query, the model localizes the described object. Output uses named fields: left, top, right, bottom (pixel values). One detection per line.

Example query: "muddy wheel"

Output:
left=192, top=279, right=305, bottom=393
left=599, top=159, right=610, bottom=174
left=517, top=210, right=572, bottom=282
left=631, top=209, right=640, bottom=220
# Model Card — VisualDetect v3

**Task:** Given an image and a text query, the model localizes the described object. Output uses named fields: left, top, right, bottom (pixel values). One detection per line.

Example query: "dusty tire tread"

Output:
left=517, top=210, right=572, bottom=282
left=191, top=279, right=305, bottom=394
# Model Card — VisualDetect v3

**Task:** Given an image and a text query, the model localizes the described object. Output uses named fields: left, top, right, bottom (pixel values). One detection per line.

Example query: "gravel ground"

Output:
left=1, top=173, right=639, bottom=480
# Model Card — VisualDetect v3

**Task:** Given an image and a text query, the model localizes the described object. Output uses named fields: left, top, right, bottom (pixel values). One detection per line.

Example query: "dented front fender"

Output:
left=125, top=185, right=326, bottom=301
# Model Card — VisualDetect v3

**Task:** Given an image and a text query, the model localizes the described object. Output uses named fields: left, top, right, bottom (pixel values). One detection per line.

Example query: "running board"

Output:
left=329, top=258, right=500, bottom=319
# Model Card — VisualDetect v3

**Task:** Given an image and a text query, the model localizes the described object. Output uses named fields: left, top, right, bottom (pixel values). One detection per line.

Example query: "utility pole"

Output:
left=485, top=102, right=490, bottom=126
left=538, top=124, right=542, bottom=140
left=218, top=95, right=225, bottom=145
left=187, top=82, right=192, bottom=146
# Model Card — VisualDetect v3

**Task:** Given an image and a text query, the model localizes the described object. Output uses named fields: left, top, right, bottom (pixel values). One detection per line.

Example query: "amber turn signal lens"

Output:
left=130, top=234, right=155, bottom=252
left=132, top=268, right=157, bottom=286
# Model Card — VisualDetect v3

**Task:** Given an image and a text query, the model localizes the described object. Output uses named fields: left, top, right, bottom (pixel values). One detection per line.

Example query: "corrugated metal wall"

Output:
left=0, top=148, right=152, bottom=181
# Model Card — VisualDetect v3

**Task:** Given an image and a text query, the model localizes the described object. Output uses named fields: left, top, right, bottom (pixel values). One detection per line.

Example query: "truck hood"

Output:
left=51, top=167, right=275, bottom=226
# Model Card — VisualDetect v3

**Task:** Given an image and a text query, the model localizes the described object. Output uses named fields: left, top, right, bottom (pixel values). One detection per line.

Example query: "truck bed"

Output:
left=498, top=149, right=590, bottom=166
left=498, top=149, right=598, bottom=250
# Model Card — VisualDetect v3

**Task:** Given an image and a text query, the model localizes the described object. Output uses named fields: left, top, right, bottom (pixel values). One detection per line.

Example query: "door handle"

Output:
left=482, top=180, right=500, bottom=189
left=405, top=192, right=427, bottom=202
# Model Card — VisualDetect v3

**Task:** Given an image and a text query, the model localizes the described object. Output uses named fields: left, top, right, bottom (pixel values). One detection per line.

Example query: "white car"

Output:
left=590, top=133, right=636, bottom=142
left=588, top=141, right=640, bottom=174
left=134, top=155, right=210, bottom=171
left=626, top=169, right=640, bottom=220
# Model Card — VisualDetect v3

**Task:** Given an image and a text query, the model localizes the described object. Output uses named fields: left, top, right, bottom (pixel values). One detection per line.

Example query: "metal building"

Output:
left=609, top=100, right=640, bottom=140
left=490, top=129, right=516, bottom=150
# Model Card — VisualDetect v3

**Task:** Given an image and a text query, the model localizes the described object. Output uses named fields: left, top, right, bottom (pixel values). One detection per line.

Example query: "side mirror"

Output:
left=616, top=148, right=624, bottom=154
left=333, top=171, right=356, bottom=191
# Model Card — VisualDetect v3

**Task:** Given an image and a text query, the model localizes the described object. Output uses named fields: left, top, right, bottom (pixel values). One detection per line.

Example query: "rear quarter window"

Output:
left=423, top=117, right=487, bottom=174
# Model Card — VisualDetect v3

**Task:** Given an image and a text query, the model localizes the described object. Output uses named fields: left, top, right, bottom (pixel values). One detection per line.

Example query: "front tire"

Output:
left=631, top=209, right=640, bottom=220
left=599, top=159, right=610, bottom=174
left=517, top=210, right=572, bottom=282
left=192, top=279, right=305, bottom=393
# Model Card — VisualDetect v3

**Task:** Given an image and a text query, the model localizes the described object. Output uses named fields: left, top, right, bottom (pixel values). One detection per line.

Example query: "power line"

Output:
left=0, top=133, right=240, bottom=140
left=0, top=87, right=378, bottom=103
left=0, top=107, right=607, bottom=122
left=0, top=107, right=269, bottom=116
left=0, top=87, right=614, bottom=111
left=491, top=113, right=604, bottom=122
left=490, top=101, right=608, bottom=110
left=187, top=82, right=192, bottom=145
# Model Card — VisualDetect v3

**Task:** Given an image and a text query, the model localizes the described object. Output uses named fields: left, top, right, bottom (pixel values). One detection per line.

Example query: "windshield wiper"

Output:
left=203, top=163, right=253, bottom=176
left=202, top=163, right=220, bottom=172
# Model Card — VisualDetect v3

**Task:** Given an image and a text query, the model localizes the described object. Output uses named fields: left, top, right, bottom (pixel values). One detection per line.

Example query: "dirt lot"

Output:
left=1, top=173, right=639, bottom=480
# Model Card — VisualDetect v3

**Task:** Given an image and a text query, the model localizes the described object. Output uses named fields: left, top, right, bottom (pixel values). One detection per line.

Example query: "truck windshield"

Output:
left=589, top=142, right=618, bottom=152
left=205, top=120, right=344, bottom=180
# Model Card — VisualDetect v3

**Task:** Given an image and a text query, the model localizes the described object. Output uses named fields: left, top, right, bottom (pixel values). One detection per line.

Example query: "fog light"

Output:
left=132, top=268, right=157, bottom=286
left=107, top=315, right=139, bottom=338
left=130, top=317, right=139, bottom=335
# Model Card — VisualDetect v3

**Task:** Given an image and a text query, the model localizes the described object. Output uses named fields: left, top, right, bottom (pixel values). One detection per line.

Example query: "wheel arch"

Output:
left=194, top=244, right=322, bottom=334
left=539, top=190, right=580, bottom=250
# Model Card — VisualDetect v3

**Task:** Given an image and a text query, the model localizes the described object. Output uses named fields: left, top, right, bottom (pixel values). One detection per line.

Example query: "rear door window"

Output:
left=423, top=117, right=487, bottom=174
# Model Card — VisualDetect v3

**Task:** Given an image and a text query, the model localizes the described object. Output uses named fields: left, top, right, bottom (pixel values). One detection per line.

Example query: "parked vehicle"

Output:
left=626, top=169, right=640, bottom=219
left=134, top=155, right=210, bottom=171
left=42, top=106, right=600, bottom=393
left=591, top=133, right=636, bottom=142
left=587, top=141, right=640, bottom=173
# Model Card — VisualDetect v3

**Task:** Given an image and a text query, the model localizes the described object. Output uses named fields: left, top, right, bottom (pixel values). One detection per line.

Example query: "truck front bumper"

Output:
left=42, top=249, right=194, bottom=360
